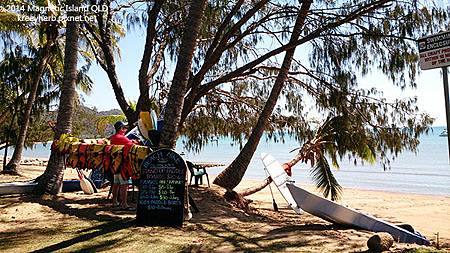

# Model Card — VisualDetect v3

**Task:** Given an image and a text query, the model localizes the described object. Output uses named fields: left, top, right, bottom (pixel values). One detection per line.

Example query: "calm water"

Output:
left=8, top=127, right=450, bottom=196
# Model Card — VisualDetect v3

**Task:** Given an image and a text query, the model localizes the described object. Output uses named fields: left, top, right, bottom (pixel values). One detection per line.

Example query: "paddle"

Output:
left=268, top=180, right=279, bottom=212
left=264, top=169, right=278, bottom=212
left=76, top=168, right=95, bottom=195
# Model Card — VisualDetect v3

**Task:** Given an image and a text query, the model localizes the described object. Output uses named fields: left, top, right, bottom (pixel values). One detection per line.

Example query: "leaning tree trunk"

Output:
left=82, top=3, right=136, bottom=125
left=35, top=1, right=80, bottom=195
left=160, top=0, right=207, bottom=148
left=2, top=110, right=17, bottom=169
left=87, top=4, right=137, bottom=125
left=2, top=26, right=57, bottom=175
left=137, top=0, right=165, bottom=113
left=213, top=0, right=313, bottom=191
left=102, top=44, right=137, bottom=124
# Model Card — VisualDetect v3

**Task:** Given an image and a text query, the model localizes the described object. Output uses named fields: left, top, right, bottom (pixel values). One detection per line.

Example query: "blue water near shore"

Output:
left=9, top=127, right=450, bottom=196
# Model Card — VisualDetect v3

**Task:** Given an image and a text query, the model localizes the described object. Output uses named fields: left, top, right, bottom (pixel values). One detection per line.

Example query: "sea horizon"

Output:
left=4, top=126, right=450, bottom=197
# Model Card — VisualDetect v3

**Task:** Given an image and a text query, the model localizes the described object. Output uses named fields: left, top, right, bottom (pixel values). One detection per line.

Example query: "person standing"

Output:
left=110, top=121, right=134, bottom=210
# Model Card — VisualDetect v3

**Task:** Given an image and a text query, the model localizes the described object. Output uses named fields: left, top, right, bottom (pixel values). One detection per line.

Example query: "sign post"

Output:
left=418, top=31, right=450, bottom=163
left=443, top=66, right=450, bottom=162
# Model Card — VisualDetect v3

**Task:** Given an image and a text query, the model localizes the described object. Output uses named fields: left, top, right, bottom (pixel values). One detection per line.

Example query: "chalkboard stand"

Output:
left=136, top=149, right=188, bottom=227
left=189, top=195, right=199, bottom=213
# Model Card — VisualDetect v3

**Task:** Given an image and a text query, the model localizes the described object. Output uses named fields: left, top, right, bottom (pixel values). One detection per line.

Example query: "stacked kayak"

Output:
left=0, top=178, right=98, bottom=196
left=0, top=181, right=37, bottom=195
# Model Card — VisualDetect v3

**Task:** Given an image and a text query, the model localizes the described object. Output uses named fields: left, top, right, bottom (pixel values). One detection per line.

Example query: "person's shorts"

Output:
left=113, top=174, right=131, bottom=185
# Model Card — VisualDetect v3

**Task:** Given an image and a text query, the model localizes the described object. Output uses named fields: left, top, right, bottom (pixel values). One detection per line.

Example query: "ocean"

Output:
left=7, top=127, right=450, bottom=196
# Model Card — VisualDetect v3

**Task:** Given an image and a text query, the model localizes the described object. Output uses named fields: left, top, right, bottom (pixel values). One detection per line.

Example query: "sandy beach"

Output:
left=0, top=164, right=449, bottom=252
left=237, top=180, right=450, bottom=245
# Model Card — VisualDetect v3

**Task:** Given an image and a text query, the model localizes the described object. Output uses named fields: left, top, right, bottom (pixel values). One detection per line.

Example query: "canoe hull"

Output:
left=286, top=183, right=430, bottom=245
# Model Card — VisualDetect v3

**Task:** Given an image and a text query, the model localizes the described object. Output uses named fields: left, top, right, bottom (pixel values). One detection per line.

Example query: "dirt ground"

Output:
left=0, top=165, right=449, bottom=252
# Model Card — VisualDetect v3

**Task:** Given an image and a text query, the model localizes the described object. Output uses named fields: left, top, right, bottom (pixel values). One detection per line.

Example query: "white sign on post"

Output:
left=418, top=31, right=450, bottom=163
left=418, top=31, right=450, bottom=70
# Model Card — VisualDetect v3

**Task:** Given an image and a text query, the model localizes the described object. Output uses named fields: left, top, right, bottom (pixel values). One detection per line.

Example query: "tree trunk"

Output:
left=137, top=0, right=164, bottom=113
left=213, top=0, right=312, bottom=190
left=86, top=3, right=137, bottom=125
left=177, top=0, right=266, bottom=129
left=3, top=26, right=58, bottom=175
left=102, top=45, right=137, bottom=124
left=160, top=0, right=207, bottom=148
left=35, top=0, right=80, bottom=195
left=1, top=110, right=16, bottom=171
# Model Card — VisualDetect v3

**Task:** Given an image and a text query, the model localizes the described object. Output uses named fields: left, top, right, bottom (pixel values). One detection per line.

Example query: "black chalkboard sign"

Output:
left=136, top=148, right=187, bottom=227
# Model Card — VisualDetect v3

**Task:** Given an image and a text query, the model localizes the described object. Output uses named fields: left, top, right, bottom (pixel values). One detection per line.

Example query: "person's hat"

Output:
left=114, top=121, right=128, bottom=132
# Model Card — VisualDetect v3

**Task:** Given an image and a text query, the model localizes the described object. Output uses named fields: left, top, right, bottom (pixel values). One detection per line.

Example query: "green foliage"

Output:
left=128, top=100, right=137, bottom=112
left=402, top=249, right=446, bottom=253
left=96, top=114, right=126, bottom=137
left=311, top=156, right=342, bottom=201
left=162, top=3, right=445, bottom=196
left=178, top=1, right=443, bottom=157
left=26, top=113, right=55, bottom=144
left=0, top=46, right=58, bottom=147
left=180, top=1, right=432, bottom=145
left=293, top=112, right=432, bottom=200
left=0, top=45, right=95, bottom=144
left=0, top=0, right=96, bottom=153
left=71, top=105, right=99, bottom=138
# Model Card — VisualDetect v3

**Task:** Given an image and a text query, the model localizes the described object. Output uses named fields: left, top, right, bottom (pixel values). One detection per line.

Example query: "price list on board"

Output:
left=136, top=149, right=187, bottom=227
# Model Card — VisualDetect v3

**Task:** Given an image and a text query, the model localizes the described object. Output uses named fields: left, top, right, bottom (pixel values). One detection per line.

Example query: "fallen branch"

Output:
left=239, top=176, right=272, bottom=197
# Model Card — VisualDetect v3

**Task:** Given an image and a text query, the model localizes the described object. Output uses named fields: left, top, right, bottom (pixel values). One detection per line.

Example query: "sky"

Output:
left=82, top=27, right=449, bottom=127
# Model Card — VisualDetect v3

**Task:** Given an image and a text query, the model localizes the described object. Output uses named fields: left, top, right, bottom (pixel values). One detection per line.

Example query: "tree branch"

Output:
left=239, top=176, right=272, bottom=197
left=137, top=0, right=164, bottom=112
left=198, top=0, right=393, bottom=97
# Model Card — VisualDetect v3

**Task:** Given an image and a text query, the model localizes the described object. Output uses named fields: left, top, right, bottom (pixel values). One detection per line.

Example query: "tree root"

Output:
left=222, top=177, right=274, bottom=213
left=1, top=164, right=19, bottom=175
left=223, top=190, right=253, bottom=212
left=0, top=170, right=20, bottom=176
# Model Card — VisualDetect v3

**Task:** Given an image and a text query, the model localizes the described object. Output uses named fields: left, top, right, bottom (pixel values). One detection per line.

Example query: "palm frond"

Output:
left=310, top=154, right=342, bottom=201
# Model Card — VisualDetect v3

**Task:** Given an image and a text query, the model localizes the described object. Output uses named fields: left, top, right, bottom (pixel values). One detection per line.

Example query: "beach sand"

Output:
left=236, top=179, right=450, bottom=246
left=0, top=165, right=449, bottom=252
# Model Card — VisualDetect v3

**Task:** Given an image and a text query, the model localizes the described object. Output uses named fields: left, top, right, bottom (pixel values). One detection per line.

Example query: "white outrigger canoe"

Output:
left=261, top=153, right=302, bottom=214
left=261, top=153, right=430, bottom=245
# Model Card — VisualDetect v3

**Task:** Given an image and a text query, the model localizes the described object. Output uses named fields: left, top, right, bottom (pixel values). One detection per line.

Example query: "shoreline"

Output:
left=243, top=177, right=450, bottom=199
left=4, top=135, right=450, bottom=197
left=209, top=172, right=450, bottom=198
left=1, top=161, right=449, bottom=198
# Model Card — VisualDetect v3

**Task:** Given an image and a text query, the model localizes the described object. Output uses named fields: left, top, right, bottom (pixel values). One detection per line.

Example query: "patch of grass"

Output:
left=402, top=249, right=446, bottom=253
